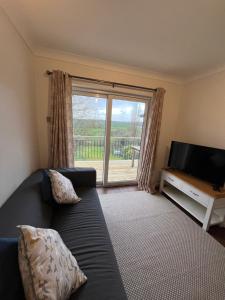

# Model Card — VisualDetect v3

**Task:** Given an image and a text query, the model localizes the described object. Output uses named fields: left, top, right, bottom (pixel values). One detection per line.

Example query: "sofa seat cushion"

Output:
left=51, top=187, right=127, bottom=300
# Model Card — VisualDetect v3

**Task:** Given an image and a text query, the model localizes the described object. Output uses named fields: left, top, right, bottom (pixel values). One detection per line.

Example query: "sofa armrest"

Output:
left=57, top=168, right=96, bottom=188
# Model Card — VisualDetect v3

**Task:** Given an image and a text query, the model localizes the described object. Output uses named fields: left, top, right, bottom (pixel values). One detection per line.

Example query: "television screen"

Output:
left=168, top=141, right=225, bottom=187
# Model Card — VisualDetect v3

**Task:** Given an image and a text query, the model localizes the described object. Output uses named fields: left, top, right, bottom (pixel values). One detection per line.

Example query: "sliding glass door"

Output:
left=72, top=93, right=107, bottom=183
left=73, top=92, right=147, bottom=186
left=107, top=98, right=146, bottom=184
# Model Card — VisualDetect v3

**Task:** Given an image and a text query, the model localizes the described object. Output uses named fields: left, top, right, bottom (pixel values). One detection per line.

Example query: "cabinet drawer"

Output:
left=182, top=185, right=209, bottom=207
left=164, top=172, right=181, bottom=189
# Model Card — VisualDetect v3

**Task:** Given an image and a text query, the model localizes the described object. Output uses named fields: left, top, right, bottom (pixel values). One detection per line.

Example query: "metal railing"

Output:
left=74, top=136, right=141, bottom=160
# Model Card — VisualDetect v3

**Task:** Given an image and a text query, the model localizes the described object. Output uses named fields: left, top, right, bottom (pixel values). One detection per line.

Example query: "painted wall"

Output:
left=34, top=54, right=184, bottom=180
left=176, top=71, right=225, bottom=150
left=1, top=1, right=224, bottom=204
left=0, top=8, right=39, bottom=206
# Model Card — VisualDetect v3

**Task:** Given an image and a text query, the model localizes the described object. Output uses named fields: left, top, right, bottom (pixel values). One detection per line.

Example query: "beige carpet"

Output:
left=100, top=191, right=225, bottom=300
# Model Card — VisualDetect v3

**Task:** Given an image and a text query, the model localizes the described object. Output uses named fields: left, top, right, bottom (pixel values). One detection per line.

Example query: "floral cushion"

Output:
left=48, top=170, right=81, bottom=204
left=18, top=225, right=87, bottom=300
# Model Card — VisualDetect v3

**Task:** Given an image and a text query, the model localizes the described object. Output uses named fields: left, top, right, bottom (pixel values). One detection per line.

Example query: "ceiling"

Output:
left=1, top=0, right=225, bottom=80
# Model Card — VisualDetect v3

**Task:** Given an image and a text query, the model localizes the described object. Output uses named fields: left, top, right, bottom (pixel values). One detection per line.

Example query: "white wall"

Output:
left=1, top=1, right=225, bottom=204
left=176, top=71, right=225, bottom=150
left=0, top=8, right=39, bottom=207
left=34, top=55, right=184, bottom=180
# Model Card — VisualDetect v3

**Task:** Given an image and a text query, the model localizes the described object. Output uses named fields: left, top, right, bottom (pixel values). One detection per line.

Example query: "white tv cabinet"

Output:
left=160, top=169, right=225, bottom=231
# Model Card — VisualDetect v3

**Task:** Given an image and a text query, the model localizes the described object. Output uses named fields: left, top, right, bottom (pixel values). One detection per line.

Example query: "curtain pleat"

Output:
left=138, top=88, right=165, bottom=193
left=48, top=70, right=74, bottom=168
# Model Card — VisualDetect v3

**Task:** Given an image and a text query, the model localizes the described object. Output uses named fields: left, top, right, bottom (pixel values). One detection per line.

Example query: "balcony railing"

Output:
left=74, top=136, right=141, bottom=161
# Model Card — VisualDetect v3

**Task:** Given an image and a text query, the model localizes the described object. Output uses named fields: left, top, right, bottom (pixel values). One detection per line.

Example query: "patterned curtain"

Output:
left=48, top=70, right=74, bottom=168
left=138, top=88, right=166, bottom=193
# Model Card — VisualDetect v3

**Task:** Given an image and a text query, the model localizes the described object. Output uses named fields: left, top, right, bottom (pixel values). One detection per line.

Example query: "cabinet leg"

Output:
left=203, top=200, right=214, bottom=231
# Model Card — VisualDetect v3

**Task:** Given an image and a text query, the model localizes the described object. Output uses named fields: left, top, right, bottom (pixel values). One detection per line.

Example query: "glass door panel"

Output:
left=108, top=98, right=146, bottom=183
left=72, top=94, right=107, bottom=183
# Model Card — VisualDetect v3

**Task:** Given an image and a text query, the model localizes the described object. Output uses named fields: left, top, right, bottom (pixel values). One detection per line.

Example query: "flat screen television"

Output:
left=168, top=141, right=225, bottom=189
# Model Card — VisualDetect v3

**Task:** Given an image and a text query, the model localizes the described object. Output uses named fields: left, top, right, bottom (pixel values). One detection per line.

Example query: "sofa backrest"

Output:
left=0, top=171, right=53, bottom=238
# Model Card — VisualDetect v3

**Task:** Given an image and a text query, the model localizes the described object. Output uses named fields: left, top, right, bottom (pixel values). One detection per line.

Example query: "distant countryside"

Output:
left=73, top=119, right=142, bottom=161
left=72, top=95, right=144, bottom=162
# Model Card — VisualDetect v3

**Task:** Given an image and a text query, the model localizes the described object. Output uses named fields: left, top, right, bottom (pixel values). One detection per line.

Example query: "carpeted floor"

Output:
left=97, top=186, right=225, bottom=247
left=100, top=191, right=225, bottom=299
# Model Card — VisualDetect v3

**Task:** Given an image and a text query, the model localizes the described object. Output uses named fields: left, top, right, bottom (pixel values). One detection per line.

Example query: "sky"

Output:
left=72, top=95, right=145, bottom=122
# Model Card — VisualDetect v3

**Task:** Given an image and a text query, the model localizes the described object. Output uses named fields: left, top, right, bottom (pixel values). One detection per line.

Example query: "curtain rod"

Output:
left=46, top=70, right=157, bottom=93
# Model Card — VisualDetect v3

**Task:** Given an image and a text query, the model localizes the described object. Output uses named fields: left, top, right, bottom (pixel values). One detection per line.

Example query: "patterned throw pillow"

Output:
left=18, top=225, right=87, bottom=300
left=48, top=170, right=81, bottom=204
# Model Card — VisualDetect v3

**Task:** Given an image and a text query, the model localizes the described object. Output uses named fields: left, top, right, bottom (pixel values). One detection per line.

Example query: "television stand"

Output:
left=212, top=184, right=221, bottom=192
left=159, top=168, right=225, bottom=231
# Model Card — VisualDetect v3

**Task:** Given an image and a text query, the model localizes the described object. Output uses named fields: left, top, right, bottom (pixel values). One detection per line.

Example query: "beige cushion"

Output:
left=18, top=225, right=87, bottom=300
left=49, top=169, right=81, bottom=204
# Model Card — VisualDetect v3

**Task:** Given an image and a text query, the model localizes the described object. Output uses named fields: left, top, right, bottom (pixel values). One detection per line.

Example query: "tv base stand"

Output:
left=160, top=169, right=225, bottom=231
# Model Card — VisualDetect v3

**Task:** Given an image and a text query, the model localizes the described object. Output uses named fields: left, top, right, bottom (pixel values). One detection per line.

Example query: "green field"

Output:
left=73, top=119, right=141, bottom=161
left=73, top=119, right=142, bottom=137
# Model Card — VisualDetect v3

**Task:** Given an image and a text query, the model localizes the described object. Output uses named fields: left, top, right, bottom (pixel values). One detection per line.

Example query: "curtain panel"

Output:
left=138, top=88, right=166, bottom=193
left=48, top=70, right=74, bottom=168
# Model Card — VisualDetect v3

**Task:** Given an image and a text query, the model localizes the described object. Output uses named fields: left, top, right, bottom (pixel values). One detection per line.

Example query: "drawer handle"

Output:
left=168, top=177, right=174, bottom=182
left=190, top=190, right=199, bottom=197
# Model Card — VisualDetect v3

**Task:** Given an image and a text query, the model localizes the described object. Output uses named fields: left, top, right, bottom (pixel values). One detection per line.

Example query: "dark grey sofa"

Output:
left=0, top=168, right=127, bottom=300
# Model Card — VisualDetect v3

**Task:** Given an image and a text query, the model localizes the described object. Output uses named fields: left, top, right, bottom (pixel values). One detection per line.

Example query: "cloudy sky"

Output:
left=72, top=95, right=145, bottom=122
